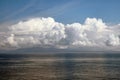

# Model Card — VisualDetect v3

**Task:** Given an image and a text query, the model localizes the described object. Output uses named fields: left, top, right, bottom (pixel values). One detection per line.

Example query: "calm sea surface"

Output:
left=0, top=52, right=120, bottom=80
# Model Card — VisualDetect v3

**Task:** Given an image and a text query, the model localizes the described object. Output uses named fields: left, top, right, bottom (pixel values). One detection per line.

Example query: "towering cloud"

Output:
left=0, top=17, right=120, bottom=50
left=6, top=17, right=66, bottom=49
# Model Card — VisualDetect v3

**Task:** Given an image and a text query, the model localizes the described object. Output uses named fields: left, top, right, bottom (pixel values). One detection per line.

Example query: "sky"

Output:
left=0, top=0, right=120, bottom=51
left=0, top=0, right=120, bottom=24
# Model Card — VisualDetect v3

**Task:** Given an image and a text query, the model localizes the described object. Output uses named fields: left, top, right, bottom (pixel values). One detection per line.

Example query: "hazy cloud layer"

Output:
left=0, top=17, right=120, bottom=50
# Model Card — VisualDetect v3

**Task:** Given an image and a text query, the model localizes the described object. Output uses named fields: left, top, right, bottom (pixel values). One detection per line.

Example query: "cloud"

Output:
left=106, top=34, right=120, bottom=46
left=0, top=17, right=120, bottom=50
left=3, top=0, right=36, bottom=22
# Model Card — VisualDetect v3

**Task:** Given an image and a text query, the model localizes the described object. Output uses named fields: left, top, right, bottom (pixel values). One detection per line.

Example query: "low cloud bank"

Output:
left=0, top=17, right=120, bottom=50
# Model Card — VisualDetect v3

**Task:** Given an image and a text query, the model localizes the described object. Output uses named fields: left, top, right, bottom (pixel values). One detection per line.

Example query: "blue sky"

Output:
left=0, top=0, right=120, bottom=51
left=0, top=0, right=120, bottom=24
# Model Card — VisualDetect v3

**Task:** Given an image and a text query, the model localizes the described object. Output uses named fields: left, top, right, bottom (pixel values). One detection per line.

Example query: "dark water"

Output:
left=0, top=53, right=120, bottom=80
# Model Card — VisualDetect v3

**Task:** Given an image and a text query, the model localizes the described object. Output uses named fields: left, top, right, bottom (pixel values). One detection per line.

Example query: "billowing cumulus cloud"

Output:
left=106, top=34, right=120, bottom=46
left=0, top=17, right=120, bottom=50
left=5, top=17, right=66, bottom=49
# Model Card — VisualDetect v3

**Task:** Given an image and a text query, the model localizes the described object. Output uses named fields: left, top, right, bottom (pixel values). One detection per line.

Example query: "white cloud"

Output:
left=65, top=23, right=95, bottom=46
left=106, top=34, right=120, bottom=46
left=84, top=18, right=107, bottom=32
left=4, top=17, right=66, bottom=49
left=0, top=17, right=120, bottom=50
left=7, top=34, right=18, bottom=47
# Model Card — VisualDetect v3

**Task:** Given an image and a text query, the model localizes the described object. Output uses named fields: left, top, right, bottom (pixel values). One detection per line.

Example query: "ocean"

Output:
left=0, top=52, right=120, bottom=80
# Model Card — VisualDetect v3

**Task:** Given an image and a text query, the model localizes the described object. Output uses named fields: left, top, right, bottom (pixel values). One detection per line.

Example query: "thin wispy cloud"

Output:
left=32, top=1, right=77, bottom=17
left=0, top=0, right=120, bottom=51
left=1, top=0, right=37, bottom=22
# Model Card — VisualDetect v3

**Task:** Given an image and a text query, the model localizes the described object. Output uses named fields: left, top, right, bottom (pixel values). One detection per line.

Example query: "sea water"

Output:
left=0, top=52, right=120, bottom=80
